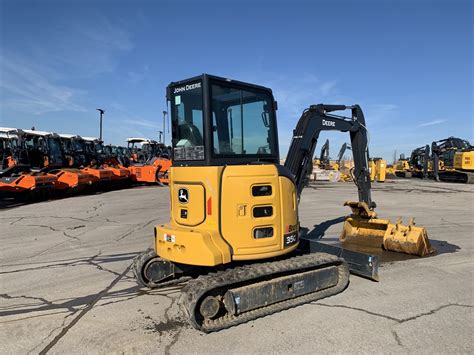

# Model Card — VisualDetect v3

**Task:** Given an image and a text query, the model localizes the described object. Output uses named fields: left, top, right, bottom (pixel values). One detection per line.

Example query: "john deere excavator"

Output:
left=432, top=137, right=474, bottom=183
left=409, top=145, right=430, bottom=179
left=318, top=139, right=331, bottom=169
left=133, top=74, right=432, bottom=332
left=337, top=143, right=350, bottom=167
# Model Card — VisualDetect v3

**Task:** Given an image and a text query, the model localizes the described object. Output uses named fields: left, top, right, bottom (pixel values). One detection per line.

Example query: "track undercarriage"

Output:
left=133, top=249, right=349, bottom=332
left=438, top=170, right=474, bottom=184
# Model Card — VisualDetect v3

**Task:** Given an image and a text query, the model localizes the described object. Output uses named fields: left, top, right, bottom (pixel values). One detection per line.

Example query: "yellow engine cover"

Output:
left=454, top=151, right=474, bottom=170
left=155, top=164, right=299, bottom=267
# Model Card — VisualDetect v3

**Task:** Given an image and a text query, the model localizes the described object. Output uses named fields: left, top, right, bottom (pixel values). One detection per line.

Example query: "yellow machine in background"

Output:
left=369, top=158, right=386, bottom=182
left=454, top=151, right=474, bottom=170
left=432, top=137, right=474, bottom=183
left=386, top=165, right=396, bottom=176
left=369, top=160, right=376, bottom=181
left=394, top=154, right=411, bottom=177
left=375, top=159, right=387, bottom=182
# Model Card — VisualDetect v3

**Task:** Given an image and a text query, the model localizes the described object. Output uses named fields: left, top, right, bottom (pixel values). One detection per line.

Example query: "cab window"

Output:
left=211, top=83, right=276, bottom=156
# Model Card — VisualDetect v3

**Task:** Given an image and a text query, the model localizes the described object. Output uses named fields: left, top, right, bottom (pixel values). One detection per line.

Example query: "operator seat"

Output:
left=178, top=123, right=204, bottom=146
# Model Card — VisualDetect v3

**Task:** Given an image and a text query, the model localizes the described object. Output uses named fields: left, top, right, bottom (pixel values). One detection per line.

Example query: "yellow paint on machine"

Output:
left=454, top=151, right=474, bottom=170
left=155, top=164, right=298, bottom=267
left=369, top=159, right=386, bottom=182
left=340, top=201, right=434, bottom=257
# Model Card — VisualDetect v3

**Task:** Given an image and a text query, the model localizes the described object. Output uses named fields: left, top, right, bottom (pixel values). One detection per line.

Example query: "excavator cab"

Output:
left=161, top=74, right=291, bottom=265
left=0, top=128, right=19, bottom=169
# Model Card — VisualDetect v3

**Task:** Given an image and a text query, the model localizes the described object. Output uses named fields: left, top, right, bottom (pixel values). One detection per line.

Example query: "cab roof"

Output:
left=19, top=129, right=54, bottom=137
left=126, top=137, right=150, bottom=143
left=0, top=132, right=18, bottom=139
left=0, top=127, right=18, bottom=134
left=167, top=73, right=273, bottom=94
left=58, top=133, right=81, bottom=139
left=82, top=136, right=100, bottom=142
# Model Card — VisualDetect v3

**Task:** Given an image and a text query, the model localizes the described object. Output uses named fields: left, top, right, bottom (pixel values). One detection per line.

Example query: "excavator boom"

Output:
left=285, top=104, right=372, bottom=204
left=283, top=104, right=432, bottom=256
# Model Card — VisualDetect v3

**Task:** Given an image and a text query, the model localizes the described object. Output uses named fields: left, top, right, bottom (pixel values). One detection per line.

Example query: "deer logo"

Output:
left=178, top=188, right=189, bottom=203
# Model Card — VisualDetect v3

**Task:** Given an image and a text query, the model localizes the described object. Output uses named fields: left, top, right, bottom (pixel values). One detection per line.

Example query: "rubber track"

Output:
left=180, top=252, right=349, bottom=332
left=439, top=171, right=474, bottom=184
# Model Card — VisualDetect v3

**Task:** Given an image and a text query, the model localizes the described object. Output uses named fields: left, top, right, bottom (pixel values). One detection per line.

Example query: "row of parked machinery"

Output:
left=394, top=136, right=473, bottom=183
left=0, top=127, right=172, bottom=199
left=312, top=139, right=387, bottom=182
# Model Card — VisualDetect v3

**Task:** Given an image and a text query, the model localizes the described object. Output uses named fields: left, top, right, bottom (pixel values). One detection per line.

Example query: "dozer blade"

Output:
left=340, top=201, right=435, bottom=257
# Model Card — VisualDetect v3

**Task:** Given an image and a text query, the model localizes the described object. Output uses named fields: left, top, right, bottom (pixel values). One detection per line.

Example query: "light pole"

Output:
left=162, top=111, right=167, bottom=144
left=96, top=108, right=105, bottom=142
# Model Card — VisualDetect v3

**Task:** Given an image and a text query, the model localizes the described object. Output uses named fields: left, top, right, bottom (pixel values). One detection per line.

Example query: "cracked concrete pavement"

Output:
left=0, top=180, right=473, bottom=354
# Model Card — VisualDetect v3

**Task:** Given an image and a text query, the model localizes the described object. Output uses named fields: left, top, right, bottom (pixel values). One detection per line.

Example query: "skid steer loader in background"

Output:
left=133, top=74, right=433, bottom=332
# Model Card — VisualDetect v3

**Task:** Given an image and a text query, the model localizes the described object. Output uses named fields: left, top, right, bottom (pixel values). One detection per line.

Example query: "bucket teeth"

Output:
left=340, top=201, right=435, bottom=257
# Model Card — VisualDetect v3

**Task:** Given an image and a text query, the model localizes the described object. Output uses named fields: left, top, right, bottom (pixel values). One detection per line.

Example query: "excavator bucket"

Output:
left=340, top=201, right=434, bottom=257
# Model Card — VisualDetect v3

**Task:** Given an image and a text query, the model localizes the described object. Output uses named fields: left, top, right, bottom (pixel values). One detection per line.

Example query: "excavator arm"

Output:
left=284, top=104, right=433, bottom=258
left=284, top=104, right=373, bottom=207
left=319, top=139, right=330, bottom=166
left=337, top=143, right=351, bottom=165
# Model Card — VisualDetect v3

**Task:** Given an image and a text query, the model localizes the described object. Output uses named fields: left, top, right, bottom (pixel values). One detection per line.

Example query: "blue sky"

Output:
left=0, top=0, right=472, bottom=161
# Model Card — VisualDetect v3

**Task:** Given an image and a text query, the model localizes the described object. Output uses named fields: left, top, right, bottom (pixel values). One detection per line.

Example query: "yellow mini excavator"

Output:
left=133, top=74, right=433, bottom=332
